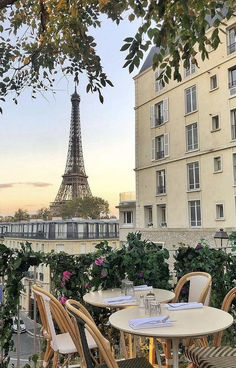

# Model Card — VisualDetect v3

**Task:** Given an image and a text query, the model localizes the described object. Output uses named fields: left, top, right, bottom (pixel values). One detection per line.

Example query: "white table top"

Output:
left=83, top=288, right=175, bottom=308
left=109, top=306, right=233, bottom=338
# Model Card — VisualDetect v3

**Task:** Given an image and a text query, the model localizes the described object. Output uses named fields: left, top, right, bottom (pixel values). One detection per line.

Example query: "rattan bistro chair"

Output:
left=185, top=287, right=236, bottom=368
left=33, top=285, right=80, bottom=368
left=172, top=271, right=212, bottom=305
left=66, top=299, right=155, bottom=368
left=159, top=272, right=212, bottom=366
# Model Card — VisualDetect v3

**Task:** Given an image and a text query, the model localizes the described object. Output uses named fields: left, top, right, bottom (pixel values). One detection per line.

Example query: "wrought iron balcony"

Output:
left=155, top=116, right=164, bottom=126
left=227, top=42, right=236, bottom=55
left=157, top=186, right=166, bottom=194
left=156, top=150, right=164, bottom=160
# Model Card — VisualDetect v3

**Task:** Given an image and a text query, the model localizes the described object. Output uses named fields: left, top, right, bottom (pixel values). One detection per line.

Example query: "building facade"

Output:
left=119, top=16, right=236, bottom=248
left=0, top=219, right=119, bottom=312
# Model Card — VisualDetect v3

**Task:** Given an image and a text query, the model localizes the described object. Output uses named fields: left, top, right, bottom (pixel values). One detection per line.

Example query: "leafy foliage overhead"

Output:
left=0, top=0, right=235, bottom=111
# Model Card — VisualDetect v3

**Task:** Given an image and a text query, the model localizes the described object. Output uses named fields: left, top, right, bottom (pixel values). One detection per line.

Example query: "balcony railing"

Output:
left=157, top=185, right=166, bottom=194
left=155, top=116, right=163, bottom=126
left=156, top=150, right=164, bottom=159
left=3, top=231, right=119, bottom=240
left=227, top=42, right=236, bottom=54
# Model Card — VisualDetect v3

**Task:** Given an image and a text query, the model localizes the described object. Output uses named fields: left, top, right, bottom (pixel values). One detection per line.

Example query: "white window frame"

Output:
left=156, top=169, right=166, bottom=195
left=233, top=153, right=236, bottom=185
left=157, top=204, right=167, bottom=228
left=213, top=156, right=222, bottom=173
left=123, top=211, right=133, bottom=224
left=186, top=123, right=198, bottom=151
left=189, top=200, right=201, bottom=227
left=154, top=69, right=164, bottom=93
left=187, top=161, right=200, bottom=191
left=185, top=85, right=197, bottom=114
left=231, top=109, right=236, bottom=140
left=144, top=206, right=153, bottom=227
left=227, top=26, right=236, bottom=55
left=150, top=98, right=169, bottom=128
left=151, top=133, right=169, bottom=161
left=187, top=161, right=200, bottom=192
left=184, top=59, right=196, bottom=77
left=210, top=74, right=218, bottom=91
left=211, top=114, right=220, bottom=131
left=216, top=203, right=224, bottom=220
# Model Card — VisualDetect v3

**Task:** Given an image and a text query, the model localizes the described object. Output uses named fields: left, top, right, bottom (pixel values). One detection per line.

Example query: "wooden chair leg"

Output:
left=162, top=339, right=172, bottom=368
left=52, top=351, right=59, bottom=368
left=42, top=341, right=53, bottom=367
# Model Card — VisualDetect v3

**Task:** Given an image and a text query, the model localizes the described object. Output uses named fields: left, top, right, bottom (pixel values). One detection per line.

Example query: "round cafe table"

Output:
left=109, top=305, right=233, bottom=368
left=83, top=288, right=175, bottom=309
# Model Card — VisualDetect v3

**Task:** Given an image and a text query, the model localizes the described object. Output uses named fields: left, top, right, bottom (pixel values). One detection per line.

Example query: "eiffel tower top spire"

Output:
left=50, top=90, right=92, bottom=214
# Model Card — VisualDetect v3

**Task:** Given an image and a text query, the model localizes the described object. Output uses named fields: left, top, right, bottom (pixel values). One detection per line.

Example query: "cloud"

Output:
left=0, top=182, right=52, bottom=189
left=0, top=183, right=14, bottom=188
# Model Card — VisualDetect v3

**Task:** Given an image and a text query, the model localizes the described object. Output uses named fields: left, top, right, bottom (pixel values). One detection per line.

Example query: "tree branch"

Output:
left=0, top=0, right=17, bottom=10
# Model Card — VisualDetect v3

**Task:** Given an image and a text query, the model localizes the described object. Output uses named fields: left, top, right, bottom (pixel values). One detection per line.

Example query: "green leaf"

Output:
left=120, top=43, right=130, bottom=52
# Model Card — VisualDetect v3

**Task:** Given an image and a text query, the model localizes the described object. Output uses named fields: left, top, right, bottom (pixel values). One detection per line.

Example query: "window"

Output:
left=187, top=162, right=200, bottom=190
left=184, top=60, right=196, bottom=77
left=186, top=123, right=198, bottom=151
left=144, top=206, right=153, bottom=227
left=212, top=115, right=220, bottom=131
left=185, top=85, right=197, bottom=114
left=214, top=156, right=222, bottom=172
left=157, top=204, right=167, bottom=227
left=233, top=153, right=236, bottom=185
left=231, top=109, right=236, bottom=140
left=124, top=211, right=133, bottom=224
left=152, top=133, right=169, bottom=160
left=156, top=170, right=166, bottom=194
left=216, top=204, right=224, bottom=220
left=189, top=200, right=201, bottom=227
left=227, top=26, right=236, bottom=54
left=150, top=99, right=168, bottom=128
left=154, top=69, right=163, bottom=93
left=229, top=66, right=236, bottom=88
left=210, top=75, right=218, bottom=90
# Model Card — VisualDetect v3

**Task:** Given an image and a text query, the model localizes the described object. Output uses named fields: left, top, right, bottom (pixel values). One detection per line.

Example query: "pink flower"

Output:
left=62, top=271, right=72, bottom=282
left=59, top=296, right=67, bottom=305
left=100, top=271, right=106, bottom=278
left=95, top=257, right=104, bottom=266
left=84, top=282, right=90, bottom=289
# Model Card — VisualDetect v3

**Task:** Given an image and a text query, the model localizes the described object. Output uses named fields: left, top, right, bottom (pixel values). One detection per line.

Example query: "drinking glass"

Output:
left=125, top=281, right=134, bottom=296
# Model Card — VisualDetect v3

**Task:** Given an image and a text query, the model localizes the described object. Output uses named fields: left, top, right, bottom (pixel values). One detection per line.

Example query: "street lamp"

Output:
left=214, top=228, right=229, bottom=248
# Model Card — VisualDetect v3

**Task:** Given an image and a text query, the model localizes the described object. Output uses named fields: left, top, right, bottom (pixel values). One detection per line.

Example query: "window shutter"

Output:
left=154, top=70, right=159, bottom=93
left=151, top=138, right=155, bottom=161
left=164, top=133, right=169, bottom=157
left=150, top=105, right=155, bottom=128
left=163, top=98, right=169, bottom=123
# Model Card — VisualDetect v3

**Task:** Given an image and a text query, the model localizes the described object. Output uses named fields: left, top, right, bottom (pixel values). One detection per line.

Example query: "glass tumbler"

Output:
left=144, top=295, right=156, bottom=314
left=149, top=301, right=161, bottom=316
left=125, top=281, right=134, bottom=296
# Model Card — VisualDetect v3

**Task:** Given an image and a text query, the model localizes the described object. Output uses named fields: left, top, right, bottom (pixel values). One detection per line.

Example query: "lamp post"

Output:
left=214, top=228, right=229, bottom=249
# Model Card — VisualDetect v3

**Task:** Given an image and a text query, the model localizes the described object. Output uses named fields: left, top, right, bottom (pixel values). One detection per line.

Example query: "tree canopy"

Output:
left=0, top=0, right=235, bottom=111
left=13, top=208, right=30, bottom=221
left=60, top=196, right=109, bottom=219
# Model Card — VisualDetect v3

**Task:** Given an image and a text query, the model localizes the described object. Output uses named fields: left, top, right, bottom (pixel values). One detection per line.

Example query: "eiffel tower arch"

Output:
left=50, top=89, right=92, bottom=215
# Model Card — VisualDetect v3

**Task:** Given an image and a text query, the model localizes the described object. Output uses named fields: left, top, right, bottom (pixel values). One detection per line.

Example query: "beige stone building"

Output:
left=0, top=219, right=119, bottom=313
left=119, top=15, right=236, bottom=249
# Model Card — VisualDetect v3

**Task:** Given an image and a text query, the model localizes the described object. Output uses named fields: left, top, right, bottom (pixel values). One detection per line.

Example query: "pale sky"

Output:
left=0, top=16, right=144, bottom=216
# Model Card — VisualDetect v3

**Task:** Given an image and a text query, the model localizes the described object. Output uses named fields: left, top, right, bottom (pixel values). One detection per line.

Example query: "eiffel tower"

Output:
left=50, top=88, right=92, bottom=214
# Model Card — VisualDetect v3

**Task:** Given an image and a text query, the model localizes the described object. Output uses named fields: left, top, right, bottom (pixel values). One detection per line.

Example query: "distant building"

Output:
left=119, top=14, right=236, bottom=248
left=0, top=218, right=119, bottom=313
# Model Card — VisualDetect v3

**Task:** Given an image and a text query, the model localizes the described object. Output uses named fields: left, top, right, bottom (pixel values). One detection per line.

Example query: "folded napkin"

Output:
left=104, top=296, right=136, bottom=305
left=134, top=285, right=153, bottom=291
left=129, top=316, right=172, bottom=330
left=166, top=302, right=203, bottom=310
